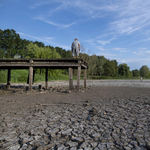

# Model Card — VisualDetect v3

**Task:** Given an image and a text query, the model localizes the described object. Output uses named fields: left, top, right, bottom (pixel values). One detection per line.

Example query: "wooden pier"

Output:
left=0, top=58, right=88, bottom=91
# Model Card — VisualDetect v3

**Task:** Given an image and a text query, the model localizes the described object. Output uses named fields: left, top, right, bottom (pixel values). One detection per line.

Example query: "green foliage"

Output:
left=10, top=70, right=28, bottom=82
left=118, top=63, right=130, bottom=77
left=25, top=42, right=61, bottom=59
left=55, top=47, right=72, bottom=58
left=140, top=65, right=149, bottom=77
left=0, top=69, right=70, bottom=83
left=88, top=55, right=98, bottom=76
left=0, top=70, right=7, bottom=82
left=0, top=49, right=5, bottom=58
left=132, top=69, right=140, bottom=77
left=0, top=29, right=21, bottom=58
left=25, top=43, right=61, bottom=78
left=103, top=60, right=116, bottom=77
left=97, top=56, right=107, bottom=76
left=129, top=71, right=133, bottom=77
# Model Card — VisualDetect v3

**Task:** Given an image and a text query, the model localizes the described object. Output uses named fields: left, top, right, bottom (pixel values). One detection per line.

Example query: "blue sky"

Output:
left=0, top=0, right=150, bottom=70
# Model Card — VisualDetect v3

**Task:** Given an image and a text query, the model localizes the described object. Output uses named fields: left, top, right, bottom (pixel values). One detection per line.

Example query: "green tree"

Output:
left=140, top=65, right=149, bottom=77
left=97, top=56, right=107, bottom=76
left=55, top=47, right=72, bottom=58
left=132, top=69, right=140, bottom=77
left=103, top=60, right=116, bottom=76
left=26, top=43, right=61, bottom=77
left=0, top=29, right=21, bottom=58
left=129, top=71, right=133, bottom=78
left=0, top=49, right=5, bottom=58
left=19, top=39, right=30, bottom=58
left=88, top=55, right=98, bottom=76
left=118, top=63, right=130, bottom=77
left=33, top=41, right=45, bottom=47
left=112, top=60, right=118, bottom=76
left=25, top=42, right=39, bottom=58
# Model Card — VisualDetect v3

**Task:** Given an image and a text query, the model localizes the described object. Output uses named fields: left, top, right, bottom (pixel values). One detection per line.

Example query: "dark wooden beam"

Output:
left=7, top=69, right=11, bottom=89
left=69, top=68, right=73, bottom=90
left=45, top=68, right=48, bottom=89
left=84, top=69, right=87, bottom=89
left=29, top=60, right=33, bottom=91
left=0, top=63, right=79, bottom=67
left=77, top=61, right=81, bottom=90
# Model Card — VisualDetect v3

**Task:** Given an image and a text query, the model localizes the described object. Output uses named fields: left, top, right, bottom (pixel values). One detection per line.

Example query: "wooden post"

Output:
left=7, top=69, right=11, bottom=89
left=45, top=68, right=48, bottom=89
left=84, top=69, right=86, bottom=89
left=77, top=61, right=81, bottom=90
left=29, top=60, right=33, bottom=91
left=69, top=68, right=73, bottom=90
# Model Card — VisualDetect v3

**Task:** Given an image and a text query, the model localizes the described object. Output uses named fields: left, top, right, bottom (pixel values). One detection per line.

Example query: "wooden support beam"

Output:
left=77, top=61, right=81, bottom=90
left=84, top=69, right=87, bottom=89
left=7, top=69, right=11, bottom=89
left=69, top=68, right=73, bottom=90
left=45, top=68, right=48, bottom=89
left=29, top=60, right=33, bottom=91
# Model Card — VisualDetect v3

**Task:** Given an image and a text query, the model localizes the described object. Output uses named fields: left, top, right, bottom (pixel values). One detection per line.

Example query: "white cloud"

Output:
left=29, top=0, right=52, bottom=9
left=112, top=48, right=127, bottom=53
left=97, top=52, right=117, bottom=58
left=34, top=15, right=76, bottom=28
left=18, top=32, right=55, bottom=44
left=97, top=37, right=116, bottom=45
left=18, top=31, right=71, bottom=50
left=97, top=47, right=106, bottom=51
left=133, top=48, right=150, bottom=56
left=109, top=0, right=150, bottom=35
left=30, top=0, right=150, bottom=35
left=97, top=40, right=110, bottom=45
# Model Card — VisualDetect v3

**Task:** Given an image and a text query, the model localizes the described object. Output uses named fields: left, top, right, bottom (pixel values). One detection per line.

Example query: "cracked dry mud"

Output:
left=0, top=84, right=150, bottom=150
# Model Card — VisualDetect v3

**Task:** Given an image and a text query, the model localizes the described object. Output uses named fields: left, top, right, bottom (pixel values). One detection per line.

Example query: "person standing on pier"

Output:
left=71, top=38, right=80, bottom=59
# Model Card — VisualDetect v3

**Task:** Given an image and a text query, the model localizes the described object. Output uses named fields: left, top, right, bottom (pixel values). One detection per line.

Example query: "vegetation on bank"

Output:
left=0, top=28, right=150, bottom=83
left=0, top=70, right=148, bottom=84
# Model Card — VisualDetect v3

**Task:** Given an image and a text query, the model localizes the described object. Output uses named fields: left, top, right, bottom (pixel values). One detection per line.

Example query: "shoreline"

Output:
left=1, top=79, right=150, bottom=88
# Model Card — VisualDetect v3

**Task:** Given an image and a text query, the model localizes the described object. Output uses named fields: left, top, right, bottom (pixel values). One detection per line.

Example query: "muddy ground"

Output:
left=0, top=81, right=150, bottom=150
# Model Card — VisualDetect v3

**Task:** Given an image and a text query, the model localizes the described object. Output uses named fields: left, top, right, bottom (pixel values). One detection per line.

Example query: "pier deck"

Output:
left=0, top=58, right=88, bottom=91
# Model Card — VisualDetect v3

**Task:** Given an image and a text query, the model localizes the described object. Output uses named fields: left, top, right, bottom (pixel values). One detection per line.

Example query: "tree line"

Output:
left=0, top=29, right=150, bottom=78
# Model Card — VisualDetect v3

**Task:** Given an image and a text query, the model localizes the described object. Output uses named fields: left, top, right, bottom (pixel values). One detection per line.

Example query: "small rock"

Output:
left=91, top=133, right=101, bottom=138
left=62, top=129, right=72, bottom=136
left=65, top=141, right=78, bottom=147
left=71, top=137, right=83, bottom=143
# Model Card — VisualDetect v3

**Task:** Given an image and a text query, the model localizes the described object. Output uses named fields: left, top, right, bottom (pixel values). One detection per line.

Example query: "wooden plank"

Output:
left=84, top=69, right=87, bottom=89
left=69, top=68, right=73, bottom=90
left=81, top=64, right=88, bottom=69
left=0, top=63, right=80, bottom=67
left=27, top=70, right=35, bottom=84
left=29, top=60, right=33, bottom=91
left=0, top=59, right=88, bottom=66
left=45, top=68, right=48, bottom=89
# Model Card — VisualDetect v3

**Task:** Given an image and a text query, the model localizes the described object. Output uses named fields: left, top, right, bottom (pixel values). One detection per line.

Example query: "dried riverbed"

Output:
left=0, top=80, right=150, bottom=150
